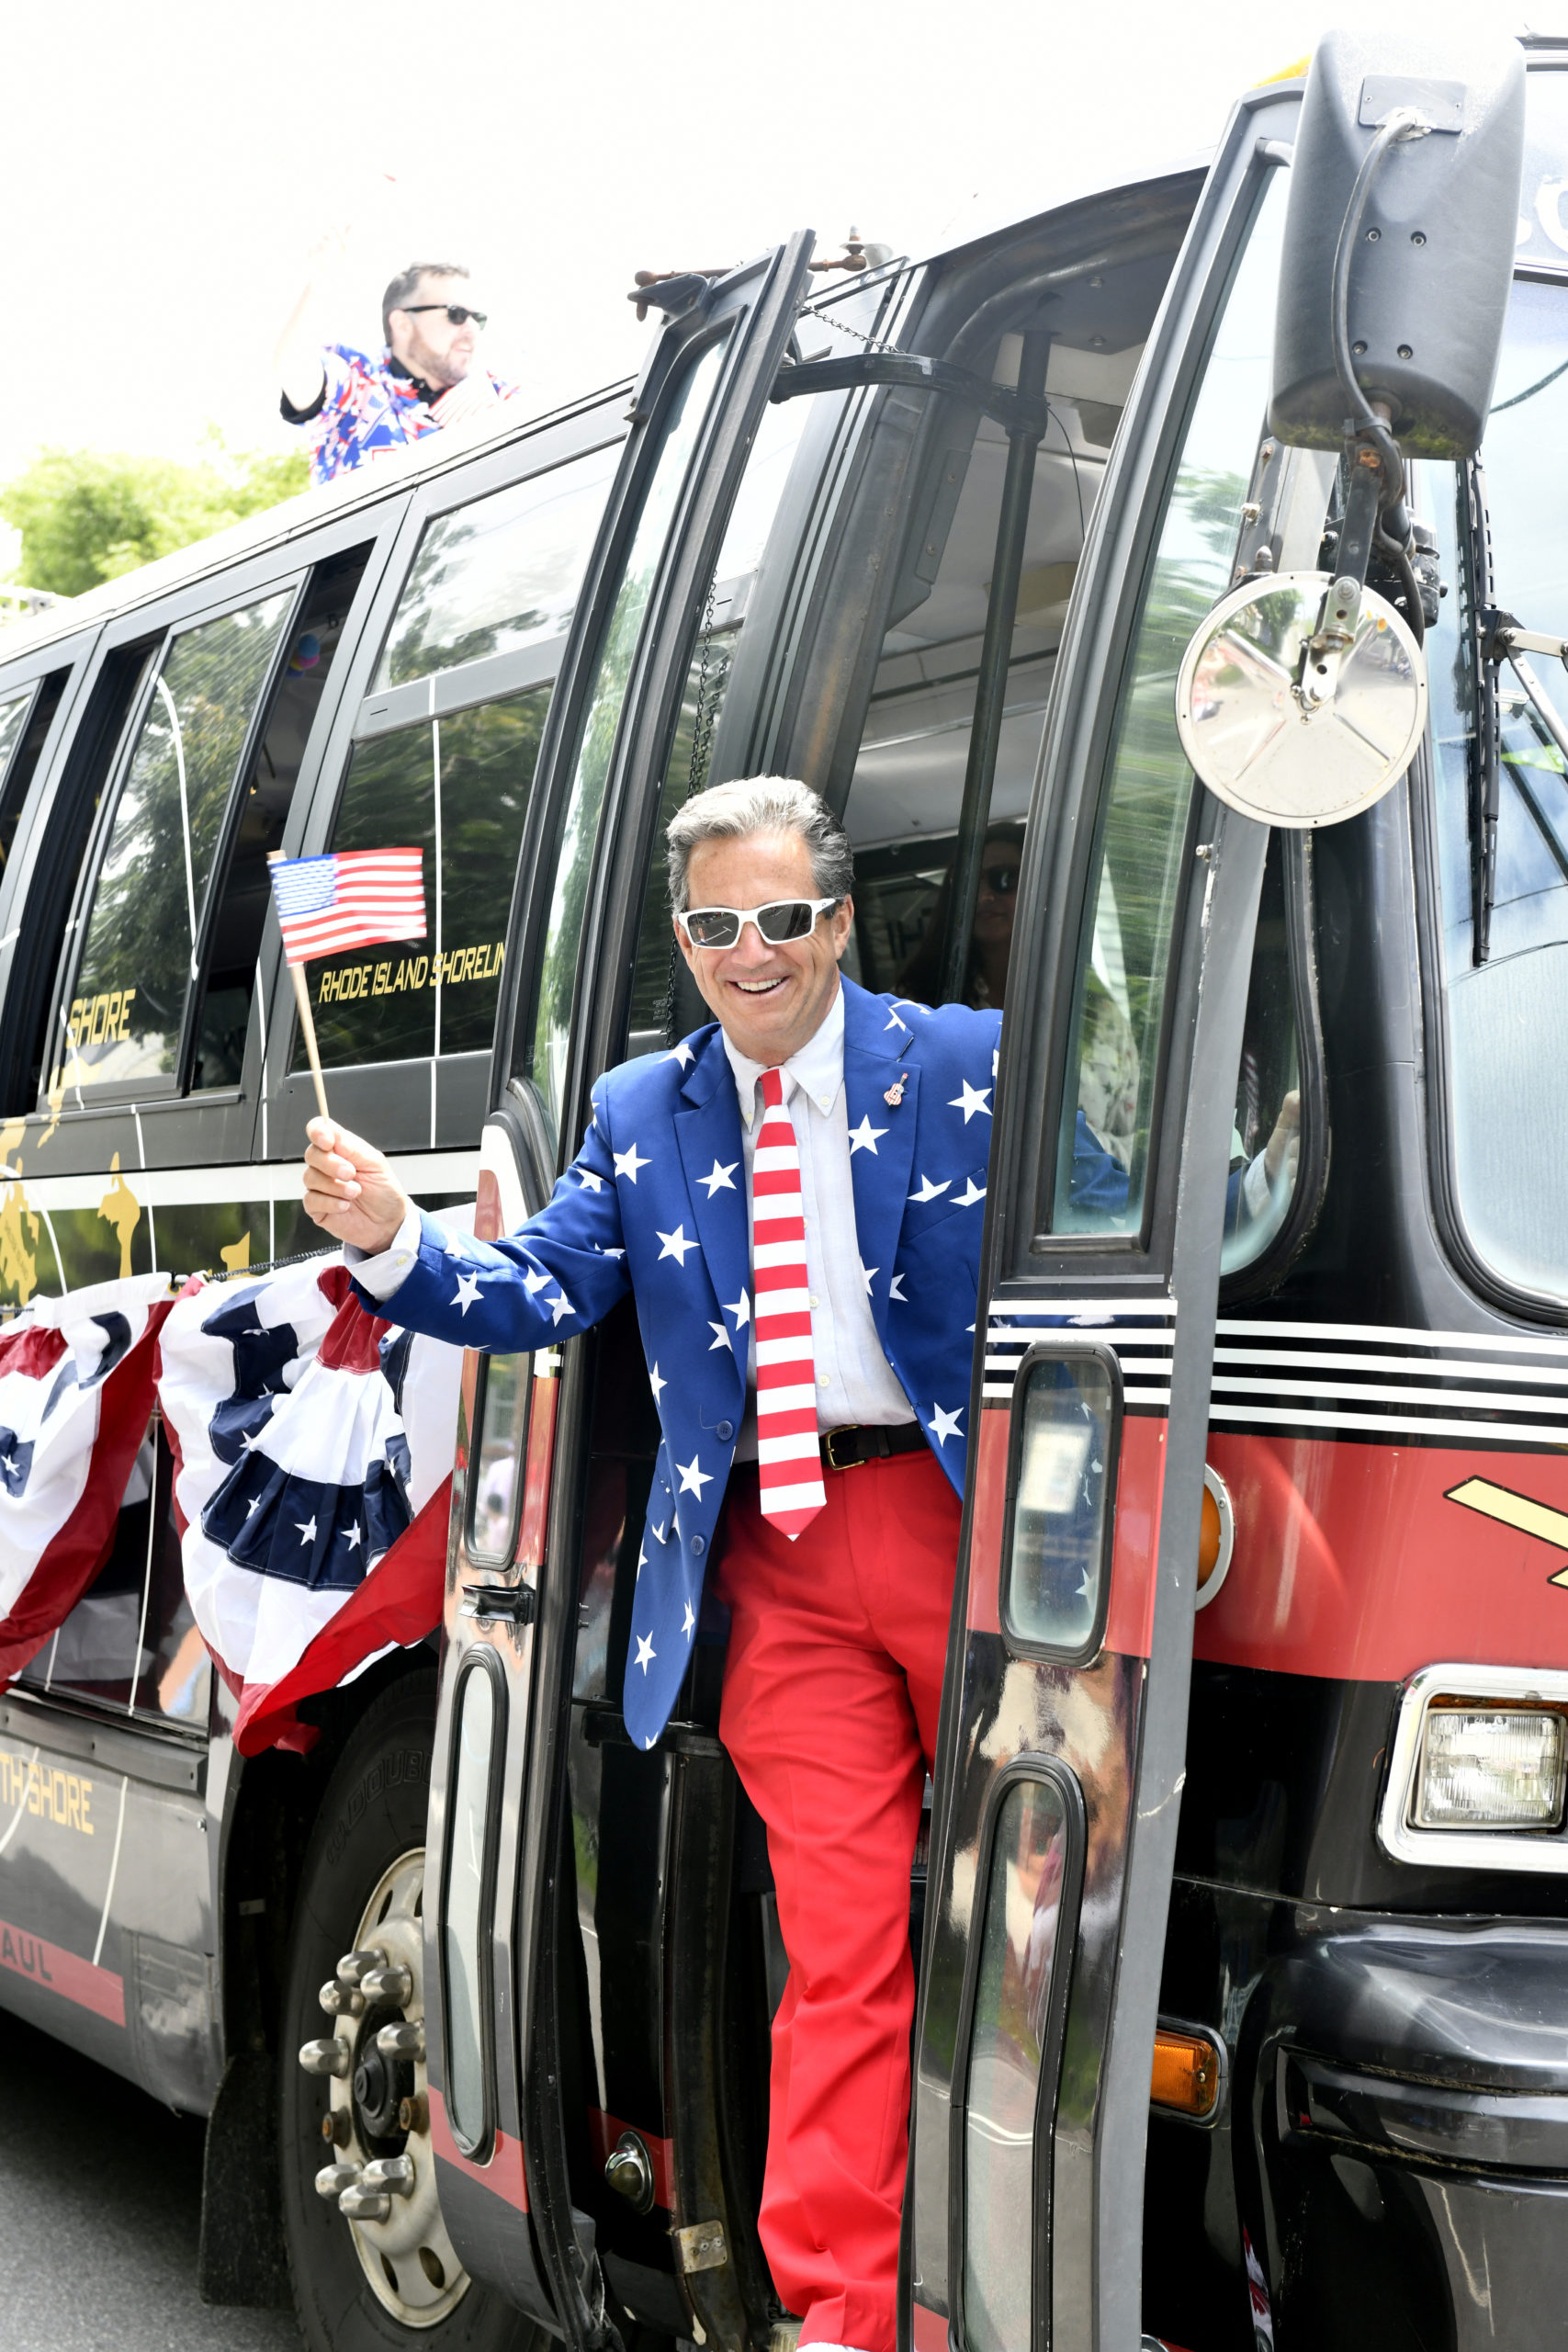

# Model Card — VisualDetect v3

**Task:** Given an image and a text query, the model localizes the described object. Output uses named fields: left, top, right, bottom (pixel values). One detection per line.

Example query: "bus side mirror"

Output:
left=1270, top=28, right=1526, bottom=460
left=1174, top=31, right=1526, bottom=831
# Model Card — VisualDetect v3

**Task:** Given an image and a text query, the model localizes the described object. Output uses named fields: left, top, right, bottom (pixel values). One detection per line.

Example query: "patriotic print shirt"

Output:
left=285, top=344, right=520, bottom=487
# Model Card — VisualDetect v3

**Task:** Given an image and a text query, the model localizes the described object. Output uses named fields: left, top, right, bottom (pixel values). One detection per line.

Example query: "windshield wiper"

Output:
left=1475, top=605, right=1568, bottom=945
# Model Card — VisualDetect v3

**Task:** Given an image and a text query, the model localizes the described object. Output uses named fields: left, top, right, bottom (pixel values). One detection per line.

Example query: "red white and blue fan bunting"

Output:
left=0, top=1274, right=173, bottom=1684
left=157, top=1260, right=462, bottom=1754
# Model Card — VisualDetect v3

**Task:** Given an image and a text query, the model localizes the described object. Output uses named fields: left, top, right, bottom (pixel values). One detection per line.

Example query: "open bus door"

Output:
left=423, top=232, right=817, bottom=2342
left=905, top=34, right=1525, bottom=2352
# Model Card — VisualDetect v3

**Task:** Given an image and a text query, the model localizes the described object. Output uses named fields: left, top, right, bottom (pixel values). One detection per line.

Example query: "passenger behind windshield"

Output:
left=275, top=233, right=518, bottom=487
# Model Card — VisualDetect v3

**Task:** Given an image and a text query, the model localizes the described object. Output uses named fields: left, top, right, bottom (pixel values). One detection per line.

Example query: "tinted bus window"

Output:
left=67, top=592, right=292, bottom=1091
left=298, top=690, right=546, bottom=1069
left=0, top=670, right=66, bottom=885
left=1427, top=274, right=1568, bottom=1307
left=375, top=443, right=619, bottom=689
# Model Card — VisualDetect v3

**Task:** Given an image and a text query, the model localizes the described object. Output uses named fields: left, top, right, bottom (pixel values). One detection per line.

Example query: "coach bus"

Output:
left=0, top=28, right=1559, bottom=2352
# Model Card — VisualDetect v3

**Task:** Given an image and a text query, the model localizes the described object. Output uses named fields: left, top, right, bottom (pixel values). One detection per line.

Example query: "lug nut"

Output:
left=299, top=2037, right=350, bottom=2077
left=335, top=1948, right=388, bottom=1986
left=315, top=2161, right=361, bottom=2202
left=398, top=2094, right=429, bottom=2134
left=376, top=2021, right=425, bottom=2063
left=359, top=1962, right=413, bottom=2007
left=319, top=1979, right=366, bottom=2018
left=362, top=2154, right=416, bottom=2198
left=339, top=2183, right=392, bottom=2222
left=321, top=2109, right=352, bottom=2146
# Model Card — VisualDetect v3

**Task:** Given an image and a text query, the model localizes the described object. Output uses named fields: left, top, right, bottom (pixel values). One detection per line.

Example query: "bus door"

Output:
left=902, top=87, right=1304, bottom=2352
left=424, top=233, right=816, bottom=2338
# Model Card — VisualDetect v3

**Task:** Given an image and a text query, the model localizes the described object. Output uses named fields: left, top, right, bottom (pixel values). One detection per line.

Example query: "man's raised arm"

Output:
left=302, top=1112, right=634, bottom=1356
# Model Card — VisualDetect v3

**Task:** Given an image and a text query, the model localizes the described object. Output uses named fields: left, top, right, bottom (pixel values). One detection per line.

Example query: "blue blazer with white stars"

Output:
left=354, top=980, right=1024, bottom=1747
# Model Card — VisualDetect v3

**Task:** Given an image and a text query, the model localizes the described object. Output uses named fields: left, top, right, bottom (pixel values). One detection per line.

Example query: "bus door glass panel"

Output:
left=375, top=443, right=620, bottom=691
left=624, top=382, right=824, bottom=1048
left=1220, top=832, right=1304, bottom=1276
left=0, top=668, right=69, bottom=892
left=1426, top=271, right=1568, bottom=1307
left=909, top=138, right=1290, bottom=2352
left=841, top=401, right=1110, bottom=1014
left=187, top=545, right=370, bottom=1091
left=62, top=592, right=294, bottom=1096
left=525, top=331, right=729, bottom=1144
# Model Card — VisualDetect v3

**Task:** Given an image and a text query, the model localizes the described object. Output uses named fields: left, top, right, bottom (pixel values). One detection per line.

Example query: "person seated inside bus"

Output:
left=275, top=238, right=518, bottom=486
left=897, top=823, right=1026, bottom=1010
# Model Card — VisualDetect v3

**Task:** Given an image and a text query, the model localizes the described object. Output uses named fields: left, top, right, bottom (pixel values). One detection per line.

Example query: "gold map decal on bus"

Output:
left=315, top=940, right=503, bottom=1004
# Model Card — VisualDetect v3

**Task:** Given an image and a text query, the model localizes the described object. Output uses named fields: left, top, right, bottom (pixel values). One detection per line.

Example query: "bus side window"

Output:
left=0, top=668, right=66, bottom=883
left=1, top=644, right=154, bottom=1120
left=60, top=591, right=296, bottom=1098
left=189, top=545, right=370, bottom=1091
left=290, top=689, right=547, bottom=1073
left=293, top=445, right=621, bottom=1090
left=18, top=1415, right=209, bottom=1731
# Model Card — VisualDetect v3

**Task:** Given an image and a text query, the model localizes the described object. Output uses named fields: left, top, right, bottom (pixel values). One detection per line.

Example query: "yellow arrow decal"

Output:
left=1447, top=1476, right=1568, bottom=1586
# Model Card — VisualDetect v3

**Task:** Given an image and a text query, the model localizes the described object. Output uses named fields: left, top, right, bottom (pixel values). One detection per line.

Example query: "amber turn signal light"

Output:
left=1150, top=2027, right=1221, bottom=2119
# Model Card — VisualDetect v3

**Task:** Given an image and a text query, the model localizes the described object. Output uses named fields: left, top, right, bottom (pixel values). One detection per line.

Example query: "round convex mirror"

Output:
left=1174, top=570, right=1427, bottom=828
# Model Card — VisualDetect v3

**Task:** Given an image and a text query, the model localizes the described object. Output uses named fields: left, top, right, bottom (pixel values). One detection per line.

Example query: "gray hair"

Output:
left=665, top=776, right=854, bottom=913
left=382, top=262, right=470, bottom=344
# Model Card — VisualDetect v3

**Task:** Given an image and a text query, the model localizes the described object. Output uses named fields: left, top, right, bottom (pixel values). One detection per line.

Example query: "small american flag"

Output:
left=268, top=849, right=426, bottom=967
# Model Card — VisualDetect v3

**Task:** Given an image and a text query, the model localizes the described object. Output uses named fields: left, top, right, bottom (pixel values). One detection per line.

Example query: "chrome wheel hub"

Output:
left=300, top=1847, right=468, bottom=2327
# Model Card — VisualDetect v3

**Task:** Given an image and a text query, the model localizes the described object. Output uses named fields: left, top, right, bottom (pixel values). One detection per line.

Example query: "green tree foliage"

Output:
left=0, top=435, right=310, bottom=599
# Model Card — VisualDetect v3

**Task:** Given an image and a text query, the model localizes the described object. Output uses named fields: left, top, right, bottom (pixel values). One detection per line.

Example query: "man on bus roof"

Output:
left=275, top=237, right=518, bottom=488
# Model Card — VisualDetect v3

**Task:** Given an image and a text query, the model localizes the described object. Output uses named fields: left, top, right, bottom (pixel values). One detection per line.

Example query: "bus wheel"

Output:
left=279, top=1671, right=533, bottom=2351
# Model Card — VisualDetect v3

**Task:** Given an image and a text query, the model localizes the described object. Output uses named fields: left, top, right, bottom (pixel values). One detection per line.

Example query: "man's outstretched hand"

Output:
left=303, top=1119, right=411, bottom=1253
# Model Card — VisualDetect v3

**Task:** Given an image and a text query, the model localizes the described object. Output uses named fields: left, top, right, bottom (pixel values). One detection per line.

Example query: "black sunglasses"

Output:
left=982, top=864, right=1020, bottom=894
left=399, top=303, right=489, bottom=330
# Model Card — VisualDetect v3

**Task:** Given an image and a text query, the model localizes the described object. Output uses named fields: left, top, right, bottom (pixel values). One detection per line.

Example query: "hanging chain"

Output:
left=686, top=573, right=721, bottom=797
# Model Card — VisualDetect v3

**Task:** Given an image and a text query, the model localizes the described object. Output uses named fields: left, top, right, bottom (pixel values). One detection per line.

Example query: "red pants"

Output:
left=715, top=1447, right=960, bottom=2352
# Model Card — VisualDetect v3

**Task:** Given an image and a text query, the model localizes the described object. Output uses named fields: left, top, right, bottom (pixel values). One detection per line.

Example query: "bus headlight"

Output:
left=1415, top=1705, right=1568, bottom=1830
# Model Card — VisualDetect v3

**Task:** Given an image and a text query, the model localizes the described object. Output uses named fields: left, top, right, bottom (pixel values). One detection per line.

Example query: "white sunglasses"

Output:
left=676, top=896, right=839, bottom=949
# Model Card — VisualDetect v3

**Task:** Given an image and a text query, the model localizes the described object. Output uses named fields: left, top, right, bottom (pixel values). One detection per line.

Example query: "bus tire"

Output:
left=278, top=1668, right=538, bottom=2352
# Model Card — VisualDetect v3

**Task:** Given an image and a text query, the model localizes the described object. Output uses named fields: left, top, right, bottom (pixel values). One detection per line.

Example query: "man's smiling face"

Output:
left=674, top=831, right=853, bottom=1067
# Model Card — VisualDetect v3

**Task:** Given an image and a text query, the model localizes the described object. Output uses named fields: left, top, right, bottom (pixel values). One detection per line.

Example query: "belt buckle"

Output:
left=823, top=1426, right=863, bottom=1473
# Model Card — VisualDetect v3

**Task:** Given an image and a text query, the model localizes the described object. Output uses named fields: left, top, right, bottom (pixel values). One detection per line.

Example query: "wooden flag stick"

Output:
left=268, top=851, right=329, bottom=1124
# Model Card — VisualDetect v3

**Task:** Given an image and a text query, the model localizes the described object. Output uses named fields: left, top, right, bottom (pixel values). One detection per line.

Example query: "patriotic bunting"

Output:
left=0, top=1274, right=173, bottom=1685
left=158, top=1260, right=462, bottom=1755
left=0, top=1259, right=464, bottom=1758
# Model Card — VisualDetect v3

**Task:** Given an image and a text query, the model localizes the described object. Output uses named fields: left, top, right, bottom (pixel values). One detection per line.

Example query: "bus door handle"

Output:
left=460, top=1582, right=537, bottom=1626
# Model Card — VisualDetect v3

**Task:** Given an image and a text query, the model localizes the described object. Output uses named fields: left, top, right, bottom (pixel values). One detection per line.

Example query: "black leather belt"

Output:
left=820, top=1422, right=928, bottom=1472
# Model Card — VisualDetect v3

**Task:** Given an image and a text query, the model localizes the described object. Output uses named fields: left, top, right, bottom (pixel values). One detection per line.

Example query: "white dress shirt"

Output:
left=351, top=985, right=916, bottom=1445
left=719, top=983, right=915, bottom=1454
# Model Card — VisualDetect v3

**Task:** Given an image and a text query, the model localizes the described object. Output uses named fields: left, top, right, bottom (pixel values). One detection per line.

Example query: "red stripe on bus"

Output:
left=966, top=1407, right=1167, bottom=1659
left=1198, top=1430, right=1568, bottom=1682
left=0, top=1916, right=124, bottom=2024
left=428, top=2084, right=529, bottom=2211
left=910, top=2301, right=948, bottom=2352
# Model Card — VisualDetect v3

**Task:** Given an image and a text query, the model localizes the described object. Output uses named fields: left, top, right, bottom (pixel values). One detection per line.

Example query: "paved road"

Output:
left=0, top=2012, right=305, bottom=2352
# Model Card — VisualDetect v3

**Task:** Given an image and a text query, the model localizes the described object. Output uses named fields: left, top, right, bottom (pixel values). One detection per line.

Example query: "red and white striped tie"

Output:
left=752, top=1065, right=826, bottom=1539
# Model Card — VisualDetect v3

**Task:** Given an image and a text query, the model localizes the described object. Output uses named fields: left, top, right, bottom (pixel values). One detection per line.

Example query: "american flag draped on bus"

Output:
left=268, top=846, right=426, bottom=965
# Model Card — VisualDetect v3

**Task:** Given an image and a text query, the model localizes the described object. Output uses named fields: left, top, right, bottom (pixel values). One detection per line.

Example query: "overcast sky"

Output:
left=0, top=0, right=1537, bottom=492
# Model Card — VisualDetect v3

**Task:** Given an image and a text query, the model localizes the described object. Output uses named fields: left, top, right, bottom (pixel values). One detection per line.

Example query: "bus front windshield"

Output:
left=1427, top=267, right=1568, bottom=1308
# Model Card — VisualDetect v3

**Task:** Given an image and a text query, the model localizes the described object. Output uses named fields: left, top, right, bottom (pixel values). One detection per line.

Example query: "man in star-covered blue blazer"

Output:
left=344, top=975, right=1011, bottom=1749
left=307, top=776, right=1130, bottom=2352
